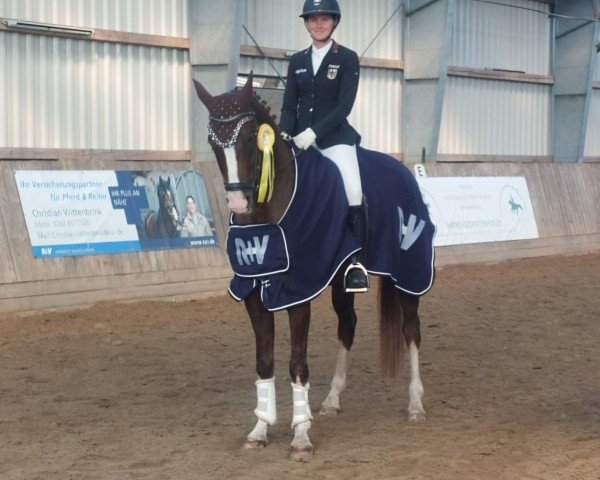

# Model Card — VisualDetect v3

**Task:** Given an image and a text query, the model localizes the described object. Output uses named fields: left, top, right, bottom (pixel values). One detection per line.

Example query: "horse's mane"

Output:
left=250, top=92, right=279, bottom=133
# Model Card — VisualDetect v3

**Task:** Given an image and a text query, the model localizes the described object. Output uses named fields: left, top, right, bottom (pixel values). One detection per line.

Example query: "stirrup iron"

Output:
left=343, top=261, right=369, bottom=293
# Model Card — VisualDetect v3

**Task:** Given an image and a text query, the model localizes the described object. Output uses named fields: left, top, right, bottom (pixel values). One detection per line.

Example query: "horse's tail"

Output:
left=379, top=276, right=405, bottom=379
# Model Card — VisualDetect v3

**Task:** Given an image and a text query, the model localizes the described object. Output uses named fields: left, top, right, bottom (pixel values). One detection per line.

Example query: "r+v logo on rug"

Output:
left=235, top=235, right=269, bottom=266
left=398, top=206, right=426, bottom=251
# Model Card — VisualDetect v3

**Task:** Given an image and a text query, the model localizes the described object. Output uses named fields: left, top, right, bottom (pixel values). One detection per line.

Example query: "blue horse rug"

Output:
left=226, top=146, right=435, bottom=311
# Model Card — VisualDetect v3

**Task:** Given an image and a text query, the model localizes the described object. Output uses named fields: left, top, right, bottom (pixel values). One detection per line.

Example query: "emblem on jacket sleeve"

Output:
left=327, top=64, right=340, bottom=79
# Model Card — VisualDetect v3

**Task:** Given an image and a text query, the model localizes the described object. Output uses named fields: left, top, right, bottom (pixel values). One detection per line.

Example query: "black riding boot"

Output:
left=345, top=199, right=370, bottom=293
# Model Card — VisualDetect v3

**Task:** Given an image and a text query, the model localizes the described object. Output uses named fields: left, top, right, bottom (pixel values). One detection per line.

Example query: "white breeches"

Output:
left=316, top=144, right=363, bottom=206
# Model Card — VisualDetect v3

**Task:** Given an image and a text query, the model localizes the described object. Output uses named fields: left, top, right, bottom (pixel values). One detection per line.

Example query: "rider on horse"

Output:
left=279, top=0, right=369, bottom=293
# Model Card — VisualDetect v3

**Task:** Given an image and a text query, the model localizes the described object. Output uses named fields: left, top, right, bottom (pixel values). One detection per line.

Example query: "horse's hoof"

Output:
left=407, top=410, right=427, bottom=423
left=290, top=445, right=314, bottom=462
left=244, top=438, right=268, bottom=449
left=319, top=405, right=341, bottom=416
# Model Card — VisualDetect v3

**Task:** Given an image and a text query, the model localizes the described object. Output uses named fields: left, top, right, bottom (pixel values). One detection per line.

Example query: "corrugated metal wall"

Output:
left=350, top=68, right=403, bottom=152
left=452, top=0, right=551, bottom=74
left=242, top=0, right=403, bottom=153
left=1, top=0, right=594, bottom=158
left=0, top=0, right=189, bottom=150
left=441, top=0, right=552, bottom=156
left=439, top=77, right=552, bottom=155
left=0, top=0, right=188, bottom=36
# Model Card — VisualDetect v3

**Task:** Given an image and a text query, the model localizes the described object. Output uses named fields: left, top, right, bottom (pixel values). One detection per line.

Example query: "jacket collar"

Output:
left=304, top=40, right=339, bottom=76
left=304, top=40, right=339, bottom=55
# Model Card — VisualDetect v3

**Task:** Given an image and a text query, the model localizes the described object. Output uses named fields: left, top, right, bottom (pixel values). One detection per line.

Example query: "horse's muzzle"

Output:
left=226, top=190, right=253, bottom=214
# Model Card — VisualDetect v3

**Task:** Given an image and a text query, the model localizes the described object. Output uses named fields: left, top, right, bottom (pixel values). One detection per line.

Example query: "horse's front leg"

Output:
left=320, top=270, right=356, bottom=415
left=244, top=290, right=276, bottom=448
left=288, top=303, right=314, bottom=462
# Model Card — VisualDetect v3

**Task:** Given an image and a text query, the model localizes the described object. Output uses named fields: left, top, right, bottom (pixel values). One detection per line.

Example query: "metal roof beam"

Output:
left=553, top=0, right=599, bottom=163
left=403, top=0, right=455, bottom=162
left=189, top=0, right=245, bottom=164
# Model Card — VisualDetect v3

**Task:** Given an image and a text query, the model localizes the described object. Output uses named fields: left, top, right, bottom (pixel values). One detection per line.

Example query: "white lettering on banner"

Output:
left=398, top=207, right=426, bottom=251
left=416, top=177, right=539, bottom=246
left=15, top=170, right=219, bottom=258
left=235, top=235, right=270, bottom=266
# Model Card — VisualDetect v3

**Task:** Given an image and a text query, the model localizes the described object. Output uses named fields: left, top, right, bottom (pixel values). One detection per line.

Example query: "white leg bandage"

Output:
left=254, top=377, right=277, bottom=425
left=291, top=382, right=313, bottom=428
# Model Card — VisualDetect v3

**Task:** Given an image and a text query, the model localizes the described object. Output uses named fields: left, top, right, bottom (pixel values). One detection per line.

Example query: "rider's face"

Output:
left=305, top=14, right=336, bottom=44
left=186, top=198, right=197, bottom=214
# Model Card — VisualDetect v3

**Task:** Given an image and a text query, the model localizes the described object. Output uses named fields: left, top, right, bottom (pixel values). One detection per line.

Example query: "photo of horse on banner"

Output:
left=132, top=170, right=218, bottom=249
left=193, top=74, right=436, bottom=461
left=145, top=176, right=180, bottom=239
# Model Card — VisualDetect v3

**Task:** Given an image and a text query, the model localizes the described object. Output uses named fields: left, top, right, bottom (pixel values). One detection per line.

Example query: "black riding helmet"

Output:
left=300, top=0, right=341, bottom=21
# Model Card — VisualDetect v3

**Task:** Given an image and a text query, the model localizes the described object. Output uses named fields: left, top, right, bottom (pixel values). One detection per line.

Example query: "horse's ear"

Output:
left=241, top=72, right=253, bottom=98
left=193, top=78, right=214, bottom=109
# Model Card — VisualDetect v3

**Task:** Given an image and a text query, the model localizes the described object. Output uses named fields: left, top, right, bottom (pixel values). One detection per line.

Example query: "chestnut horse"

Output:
left=193, top=75, right=432, bottom=461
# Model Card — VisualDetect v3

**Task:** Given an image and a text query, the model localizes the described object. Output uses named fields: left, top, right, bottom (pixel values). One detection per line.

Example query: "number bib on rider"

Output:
left=226, top=224, right=290, bottom=278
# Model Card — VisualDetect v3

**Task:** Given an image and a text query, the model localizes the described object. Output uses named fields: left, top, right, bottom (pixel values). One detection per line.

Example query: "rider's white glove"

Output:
left=293, top=128, right=316, bottom=150
left=281, top=131, right=292, bottom=141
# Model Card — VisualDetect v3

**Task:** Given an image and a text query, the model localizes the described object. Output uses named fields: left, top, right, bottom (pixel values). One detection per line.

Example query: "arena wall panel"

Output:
left=415, top=162, right=600, bottom=265
left=0, top=159, right=232, bottom=312
left=439, top=77, right=552, bottom=156
left=2, top=156, right=600, bottom=313
left=0, top=30, right=190, bottom=151
left=451, top=0, right=551, bottom=75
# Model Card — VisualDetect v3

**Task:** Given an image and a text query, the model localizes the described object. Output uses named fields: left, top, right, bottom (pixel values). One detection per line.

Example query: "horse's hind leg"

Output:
left=244, top=291, right=276, bottom=449
left=400, top=292, right=426, bottom=423
left=320, top=271, right=356, bottom=416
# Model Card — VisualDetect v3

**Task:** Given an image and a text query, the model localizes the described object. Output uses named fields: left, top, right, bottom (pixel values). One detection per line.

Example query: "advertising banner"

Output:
left=15, top=170, right=218, bottom=258
left=416, top=177, right=539, bottom=246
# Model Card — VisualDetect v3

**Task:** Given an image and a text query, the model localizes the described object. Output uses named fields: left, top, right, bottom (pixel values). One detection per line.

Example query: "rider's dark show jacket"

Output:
left=280, top=41, right=361, bottom=149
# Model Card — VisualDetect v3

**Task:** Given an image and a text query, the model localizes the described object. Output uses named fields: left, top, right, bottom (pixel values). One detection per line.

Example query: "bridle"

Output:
left=207, top=111, right=265, bottom=196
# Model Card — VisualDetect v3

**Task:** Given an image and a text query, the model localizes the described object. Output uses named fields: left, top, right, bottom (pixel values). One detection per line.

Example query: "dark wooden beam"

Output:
left=239, top=44, right=405, bottom=71
left=0, top=18, right=189, bottom=50
left=437, top=154, right=554, bottom=163
left=0, top=148, right=191, bottom=162
left=448, top=66, right=554, bottom=85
